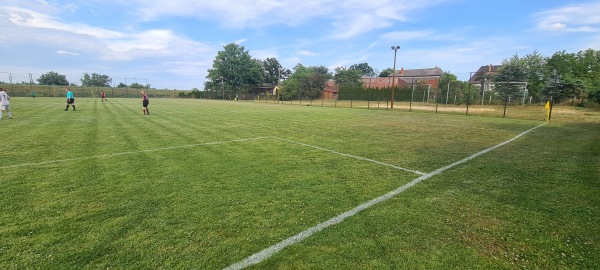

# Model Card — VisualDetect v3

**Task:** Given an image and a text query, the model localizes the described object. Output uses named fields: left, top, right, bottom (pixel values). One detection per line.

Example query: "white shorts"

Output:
left=0, top=105, right=9, bottom=111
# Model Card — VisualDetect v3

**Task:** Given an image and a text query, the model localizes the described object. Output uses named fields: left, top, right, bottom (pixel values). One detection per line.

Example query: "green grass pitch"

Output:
left=1, top=97, right=598, bottom=269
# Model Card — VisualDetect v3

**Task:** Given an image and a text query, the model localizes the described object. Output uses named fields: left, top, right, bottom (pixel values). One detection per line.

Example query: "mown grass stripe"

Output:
left=0, top=137, right=271, bottom=170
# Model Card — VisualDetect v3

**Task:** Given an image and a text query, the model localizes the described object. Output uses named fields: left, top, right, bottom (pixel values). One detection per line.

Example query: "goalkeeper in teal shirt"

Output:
left=65, top=87, right=75, bottom=111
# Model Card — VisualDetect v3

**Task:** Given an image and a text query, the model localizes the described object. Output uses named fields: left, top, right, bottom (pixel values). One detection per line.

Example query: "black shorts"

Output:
left=143, top=100, right=149, bottom=107
left=67, top=98, right=75, bottom=104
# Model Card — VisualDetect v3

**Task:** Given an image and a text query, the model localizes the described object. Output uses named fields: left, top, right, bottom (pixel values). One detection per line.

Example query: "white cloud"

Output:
left=234, top=38, right=247, bottom=45
left=102, top=32, right=215, bottom=64
left=106, top=30, right=177, bottom=54
left=0, top=3, right=218, bottom=89
left=2, top=5, right=215, bottom=62
left=298, top=50, right=317, bottom=56
left=548, top=22, right=566, bottom=30
left=534, top=2, right=600, bottom=32
left=56, top=50, right=80, bottom=56
left=381, top=30, right=437, bottom=41
left=126, top=0, right=448, bottom=39
left=4, top=6, right=123, bottom=39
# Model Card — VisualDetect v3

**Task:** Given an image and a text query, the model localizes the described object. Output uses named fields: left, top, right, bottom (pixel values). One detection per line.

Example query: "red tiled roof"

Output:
left=360, top=77, right=407, bottom=88
left=393, top=67, right=444, bottom=77
left=470, top=64, right=503, bottom=84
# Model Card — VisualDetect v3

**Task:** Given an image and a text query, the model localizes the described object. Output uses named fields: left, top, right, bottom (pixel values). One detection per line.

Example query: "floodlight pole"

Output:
left=390, top=46, right=400, bottom=109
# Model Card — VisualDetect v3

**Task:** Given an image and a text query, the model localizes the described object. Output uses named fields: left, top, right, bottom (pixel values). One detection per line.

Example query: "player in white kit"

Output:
left=0, top=88, right=12, bottom=120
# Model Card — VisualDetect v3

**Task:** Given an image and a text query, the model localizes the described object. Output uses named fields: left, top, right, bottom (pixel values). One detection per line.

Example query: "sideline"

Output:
left=273, top=137, right=426, bottom=175
left=224, top=122, right=547, bottom=270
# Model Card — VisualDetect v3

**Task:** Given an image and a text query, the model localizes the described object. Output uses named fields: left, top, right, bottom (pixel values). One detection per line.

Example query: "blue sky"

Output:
left=1, top=0, right=599, bottom=90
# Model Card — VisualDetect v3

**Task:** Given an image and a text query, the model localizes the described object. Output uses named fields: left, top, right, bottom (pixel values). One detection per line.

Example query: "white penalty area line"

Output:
left=0, top=137, right=271, bottom=170
left=272, top=137, right=426, bottom=175
left=224, top=122, right=547, bottom=270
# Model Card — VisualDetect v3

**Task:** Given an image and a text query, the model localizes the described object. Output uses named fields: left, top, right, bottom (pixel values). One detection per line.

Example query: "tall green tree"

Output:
left=544, top=49, right=600, bottom=103
left=574, top=49, right=600, bottom=103
left=439, top=72, right=458, bottom=90
left=205, top=43, right=264, bottom=96
left=492, top=49, right=599, bottom=104
left=281, top=64, right=332, bottom=99
left=516, top=50, right=548, bottom=101
left=81, top=73, right=112, bottom=87
left=495, top=56, right=528, bottom=102
left=334, top=66, right=363, bottom=89
left=438, top=72, right=461, bottom=102
left=349, top=63, right=376, bottom=77
left=37, top=71, right=68, bottom=85
left=378, top=68, right=394, bottom=77
left=262, top=58, right=291, bottom=85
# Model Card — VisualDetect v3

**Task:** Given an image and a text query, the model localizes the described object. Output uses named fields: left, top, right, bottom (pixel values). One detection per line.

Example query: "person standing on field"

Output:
left=65, top=87, right=75, bottom=111
left=0, top=88, right=13, bottom=120
left=141, top=90, right=149, bottom=115
left=101, top=90, right=107, bottom=102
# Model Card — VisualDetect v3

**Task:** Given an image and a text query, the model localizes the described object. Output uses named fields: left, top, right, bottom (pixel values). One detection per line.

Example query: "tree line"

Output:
left=476, top=49, right=600, bottom=105
left=205, top=43, right=600, bottom=105
left=204, top=43, right=377, bottom=100
left=3, top=71, right=150, bottom=89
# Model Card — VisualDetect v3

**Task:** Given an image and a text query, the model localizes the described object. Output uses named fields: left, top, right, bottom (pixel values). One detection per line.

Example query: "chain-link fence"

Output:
left=0, top=72, right=190, bottom=99
left=0, top=83, right=188, bottom=99
left=1, top=72, right=549, bottom=120
left=214, top=82, right=548, bottom=120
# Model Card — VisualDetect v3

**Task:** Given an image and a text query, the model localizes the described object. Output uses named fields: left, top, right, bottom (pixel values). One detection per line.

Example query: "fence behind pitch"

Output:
left=0, top=83, right=187, bottom=99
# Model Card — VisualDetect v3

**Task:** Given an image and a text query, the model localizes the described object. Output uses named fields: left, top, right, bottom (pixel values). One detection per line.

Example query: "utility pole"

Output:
left=390, top=46, right=400, bottom=109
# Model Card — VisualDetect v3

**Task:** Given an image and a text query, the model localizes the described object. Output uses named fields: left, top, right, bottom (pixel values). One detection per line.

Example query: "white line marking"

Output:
left=0, top=137, right=271, bottom=170
left=224, top=122, right=546, bottom=270
left=272, top=137, right=426, bottom=175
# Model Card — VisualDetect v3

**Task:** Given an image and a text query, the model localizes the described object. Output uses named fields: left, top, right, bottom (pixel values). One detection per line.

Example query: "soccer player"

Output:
left=0, top=88, right=12, bottom=120
left=101, top=90, right=107, bottom=102
left=65, top=87, right=75, bottom=111
left=141, top=90, right=149, bottom=115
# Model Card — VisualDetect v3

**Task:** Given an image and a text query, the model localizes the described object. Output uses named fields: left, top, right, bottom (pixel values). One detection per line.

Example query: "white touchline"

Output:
left=0, top=137, right=271, bottom=170
left=272, top=137, right=426, bottom=175
left=224, top=122, right=547, bottom=270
